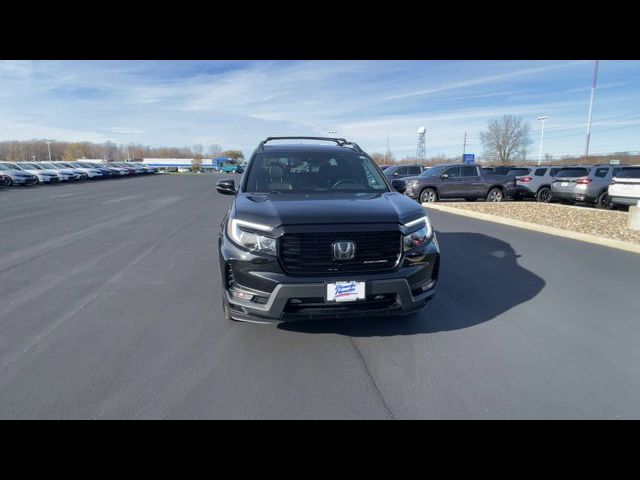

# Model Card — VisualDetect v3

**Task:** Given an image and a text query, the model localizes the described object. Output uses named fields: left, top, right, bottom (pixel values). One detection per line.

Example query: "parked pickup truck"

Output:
left=403, top=163, right=517, bottom=203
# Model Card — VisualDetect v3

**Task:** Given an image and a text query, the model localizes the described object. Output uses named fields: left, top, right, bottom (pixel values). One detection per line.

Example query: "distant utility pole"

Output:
left=584, top=60, right=600, bottom=158
left=32, top=155, right=36, bottom=162
left=462, top=132, right=467, bottom=159
left=537, top=116, right=548, bottom=166
left=46, top=141, right=52, bottom=162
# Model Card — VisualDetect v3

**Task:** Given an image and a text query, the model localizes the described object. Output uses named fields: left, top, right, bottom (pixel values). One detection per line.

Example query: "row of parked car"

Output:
left=384, top=163, right=640, bottom=210
left=485, top=164, right=640, bottom=210
left=0, top=161, right=157, bottom=187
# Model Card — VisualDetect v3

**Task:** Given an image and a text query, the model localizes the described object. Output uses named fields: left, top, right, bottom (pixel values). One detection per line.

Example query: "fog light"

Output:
left=290, top=298, right=302, bottom=304
left=374, top=294, right=385, bottom=300
left=230, top=289, right=253, bottom=301
left=422, top=280, right=435, bottom=292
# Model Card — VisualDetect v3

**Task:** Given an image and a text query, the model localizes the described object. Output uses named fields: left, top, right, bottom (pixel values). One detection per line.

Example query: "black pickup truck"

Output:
left=402, top=163, right=517, bottom=203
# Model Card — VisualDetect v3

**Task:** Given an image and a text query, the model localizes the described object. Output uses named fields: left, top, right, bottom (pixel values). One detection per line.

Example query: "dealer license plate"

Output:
left=326, top=281, right=365, bottom=302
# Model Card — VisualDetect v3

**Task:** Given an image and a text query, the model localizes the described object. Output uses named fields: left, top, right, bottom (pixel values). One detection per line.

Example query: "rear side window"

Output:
left=460, top=166, right=478, bottom=177
left=408, top=166, right=422, bottom=175
left=534, top=168, right=547, bottom=176
left=556, top=168, right=590, bottom=178
left=594, top=168, right=609, bottom=178
left=616, top=168, right=640, bottom=179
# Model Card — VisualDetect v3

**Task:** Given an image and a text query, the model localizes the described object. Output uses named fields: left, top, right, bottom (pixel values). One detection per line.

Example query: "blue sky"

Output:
left=1, top=60, right=639, bottom=159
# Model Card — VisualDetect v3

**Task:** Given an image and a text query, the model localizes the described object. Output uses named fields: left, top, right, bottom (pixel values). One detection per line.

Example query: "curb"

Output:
left=423, top=203, right=640, bottom=255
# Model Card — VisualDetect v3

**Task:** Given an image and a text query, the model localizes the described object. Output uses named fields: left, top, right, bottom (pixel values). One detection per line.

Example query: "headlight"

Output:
left=227, top=217, right=277, bottom=256
left=403, top=215, right=433, bottom=251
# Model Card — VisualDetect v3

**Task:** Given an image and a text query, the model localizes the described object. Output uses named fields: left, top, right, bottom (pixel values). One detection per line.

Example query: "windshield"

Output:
left=556, top=168, right=590, bottom=178
left=244, top=151, right=389, bottom=193
left=0, top=164, right=11, bottom=171
left=4, top=163, right=23, bottom=170
left=40, top=162, right=59, bottom=169
left=616, top=168, right=640, bottom=179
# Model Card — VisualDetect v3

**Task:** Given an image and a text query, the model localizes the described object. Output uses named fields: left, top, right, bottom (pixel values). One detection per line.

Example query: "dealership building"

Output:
left=141, top=158, right=217, bottom=171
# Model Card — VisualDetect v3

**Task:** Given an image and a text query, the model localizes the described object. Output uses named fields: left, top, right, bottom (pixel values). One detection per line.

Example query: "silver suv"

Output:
left=513, top=166, right=565, bottom=203
left=551, top=164, right=630, bottom=209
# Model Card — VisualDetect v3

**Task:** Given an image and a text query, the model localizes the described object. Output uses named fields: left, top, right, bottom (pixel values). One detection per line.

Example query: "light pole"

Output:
left=536, top=116, right=548, bottom=166
left=46, top=141, right=52, bottom=162
left=584, top=60, right=599, bottom=158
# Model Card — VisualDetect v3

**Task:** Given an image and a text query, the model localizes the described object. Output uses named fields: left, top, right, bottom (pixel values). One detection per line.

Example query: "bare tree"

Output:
left=480, top=115, right=532, bottom=164
left=191, top=144, right=204, bottom=172
left=206, top=144, right=223, bottom=158
left=369, top=152, right=386, bottom=165
left=0, top=139, right=237, bottom=163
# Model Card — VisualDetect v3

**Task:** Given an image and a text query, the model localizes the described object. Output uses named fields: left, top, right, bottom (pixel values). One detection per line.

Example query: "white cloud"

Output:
left=1, top=60, right=639, bottom=158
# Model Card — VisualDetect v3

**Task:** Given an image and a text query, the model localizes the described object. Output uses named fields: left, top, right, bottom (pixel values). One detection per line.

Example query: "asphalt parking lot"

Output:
left=1, top=174, right=640, bottom=419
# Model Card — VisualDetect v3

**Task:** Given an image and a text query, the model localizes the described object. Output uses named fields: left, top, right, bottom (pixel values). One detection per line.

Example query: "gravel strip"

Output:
left=439, top=202, right=640, bottom=244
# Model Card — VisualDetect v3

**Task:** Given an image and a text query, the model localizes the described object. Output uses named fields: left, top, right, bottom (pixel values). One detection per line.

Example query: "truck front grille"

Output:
left=280, top=231, right=401, bottom=275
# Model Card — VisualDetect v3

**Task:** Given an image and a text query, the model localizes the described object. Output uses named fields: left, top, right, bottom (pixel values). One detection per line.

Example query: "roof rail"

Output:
left=258, top=136, right=364, bottom=153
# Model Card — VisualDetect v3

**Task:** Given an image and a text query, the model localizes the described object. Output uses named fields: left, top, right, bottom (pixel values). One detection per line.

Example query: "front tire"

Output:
left=420, top=188, right=438, bottom=203
left=536, top=187, right=552, bottom=203
left=486, top=188, right=504, bottom=202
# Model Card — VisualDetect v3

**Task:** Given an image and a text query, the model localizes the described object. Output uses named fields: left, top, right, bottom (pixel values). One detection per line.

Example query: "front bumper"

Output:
left=225, top=278, right=436, bottom=323
left=219, top=230, right=440, bottom=323
left=404, top=185, right=420, bottom=200
left=12, top=176, right=37, bottom=185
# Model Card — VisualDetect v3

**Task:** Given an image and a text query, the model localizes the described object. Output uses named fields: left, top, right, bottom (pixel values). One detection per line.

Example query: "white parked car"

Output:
left=15, top=162, right=62, bottom=184
left=608, top=167, right=640, bottom=208
left=57, top=161, right=104, bottom=179
left=36, top=162, right=78, bottom=181
left=1, top=161, right=56, bottom=184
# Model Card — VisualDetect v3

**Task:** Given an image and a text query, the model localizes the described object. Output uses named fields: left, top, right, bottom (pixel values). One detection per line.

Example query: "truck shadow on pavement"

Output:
left=278, top=231, right=546, bottom=337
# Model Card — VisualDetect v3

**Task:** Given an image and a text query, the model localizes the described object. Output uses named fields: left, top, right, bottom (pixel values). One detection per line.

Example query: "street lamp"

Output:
left=536, top=116, right=548, bottom=166
left=46, top=141, right=52, bottom=162
left=585, top=60, right=599, bottom=158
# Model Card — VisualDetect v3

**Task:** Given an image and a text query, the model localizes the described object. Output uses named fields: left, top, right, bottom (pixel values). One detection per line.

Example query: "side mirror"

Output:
left=441, top=173, right=449, bottom=179
left=216, top=178, right=236, bottom=195
left=392, top=179, right=406, bottom=194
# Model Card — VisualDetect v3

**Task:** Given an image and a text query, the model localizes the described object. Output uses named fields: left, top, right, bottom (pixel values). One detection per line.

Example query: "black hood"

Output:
left=232, top=192, right=425, bottom=228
